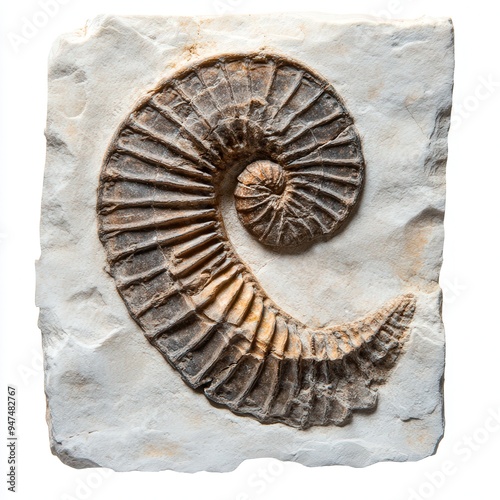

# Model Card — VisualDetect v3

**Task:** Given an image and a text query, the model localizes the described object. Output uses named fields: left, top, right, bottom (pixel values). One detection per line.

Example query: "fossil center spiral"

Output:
left=234, top=160, right=289, bottom=246
left=237, top=160, right=286, bottom=195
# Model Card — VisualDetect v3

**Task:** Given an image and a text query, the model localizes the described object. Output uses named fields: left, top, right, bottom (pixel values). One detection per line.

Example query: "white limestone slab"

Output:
left=37, top=13, right=454, bottom=471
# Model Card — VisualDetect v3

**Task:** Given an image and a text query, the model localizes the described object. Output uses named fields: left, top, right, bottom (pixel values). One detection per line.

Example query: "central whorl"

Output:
left=235, top=160, right=290, bottom=246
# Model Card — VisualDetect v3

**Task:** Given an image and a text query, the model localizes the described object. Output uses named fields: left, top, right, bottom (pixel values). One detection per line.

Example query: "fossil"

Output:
left=97, top=53, right=416, bottom=429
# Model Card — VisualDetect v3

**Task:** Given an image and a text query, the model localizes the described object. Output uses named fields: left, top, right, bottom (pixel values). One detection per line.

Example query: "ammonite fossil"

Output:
left=97, top=53, right=416, bottom=429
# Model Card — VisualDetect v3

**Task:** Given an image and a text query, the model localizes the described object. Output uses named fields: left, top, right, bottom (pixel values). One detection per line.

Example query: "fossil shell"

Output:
left=97, top=53, right=416, bottom=429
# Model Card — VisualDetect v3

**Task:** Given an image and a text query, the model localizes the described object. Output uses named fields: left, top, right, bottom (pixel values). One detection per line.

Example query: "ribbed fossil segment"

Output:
left=97, top=53, right=416, bottom=429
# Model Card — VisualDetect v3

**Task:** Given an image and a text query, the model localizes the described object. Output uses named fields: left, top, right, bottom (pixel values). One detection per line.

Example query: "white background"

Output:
left=0, top=1, right=498, bottom=499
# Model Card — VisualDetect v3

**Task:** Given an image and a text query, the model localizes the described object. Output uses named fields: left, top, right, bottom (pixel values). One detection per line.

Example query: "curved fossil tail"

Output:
left=147, top=288, right=415, bottom=429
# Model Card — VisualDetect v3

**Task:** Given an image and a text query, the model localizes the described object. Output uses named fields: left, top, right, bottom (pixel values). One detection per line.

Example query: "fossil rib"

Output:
left=97, top=53, right=416, bottom=429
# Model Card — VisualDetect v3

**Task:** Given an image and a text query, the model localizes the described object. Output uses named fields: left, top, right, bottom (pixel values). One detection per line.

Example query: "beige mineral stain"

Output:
left=144, top=441, right=183, bottom=459
left=395, top=208, right=443, bottom=291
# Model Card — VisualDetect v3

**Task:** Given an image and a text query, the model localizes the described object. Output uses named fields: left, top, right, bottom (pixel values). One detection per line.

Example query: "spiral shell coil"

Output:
left=97, top=53, right=415, bottom=429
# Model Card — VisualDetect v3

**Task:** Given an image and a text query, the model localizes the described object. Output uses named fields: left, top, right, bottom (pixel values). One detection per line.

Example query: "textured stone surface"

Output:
left=37, top=13, right=454, bottom=471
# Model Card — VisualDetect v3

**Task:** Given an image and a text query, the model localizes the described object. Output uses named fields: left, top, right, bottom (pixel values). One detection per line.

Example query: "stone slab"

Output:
left=37, top=13, right=454, bottom=471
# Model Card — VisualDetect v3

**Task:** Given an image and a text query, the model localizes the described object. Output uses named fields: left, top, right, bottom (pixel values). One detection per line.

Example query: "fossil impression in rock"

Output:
left=97, top=53, right=416, bottom=429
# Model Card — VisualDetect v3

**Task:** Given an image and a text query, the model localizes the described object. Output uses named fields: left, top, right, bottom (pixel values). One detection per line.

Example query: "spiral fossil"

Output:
left=97, top=53, right=416, bottom=429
